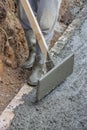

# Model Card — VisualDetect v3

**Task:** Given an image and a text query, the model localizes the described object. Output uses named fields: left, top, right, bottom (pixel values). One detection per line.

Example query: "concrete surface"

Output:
left=0, top=84, right=33, bottom=130
left=7, top=4, right=87, bottom=130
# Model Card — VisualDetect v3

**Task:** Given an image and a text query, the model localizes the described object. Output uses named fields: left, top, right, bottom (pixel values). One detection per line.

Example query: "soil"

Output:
left=0, top=0, right=29, bottom=114
left=0, top=0, right=86, bottom=115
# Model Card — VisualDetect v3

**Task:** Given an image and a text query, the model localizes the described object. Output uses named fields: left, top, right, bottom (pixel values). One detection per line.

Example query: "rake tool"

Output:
left=20, top=0, right=74, bottom=101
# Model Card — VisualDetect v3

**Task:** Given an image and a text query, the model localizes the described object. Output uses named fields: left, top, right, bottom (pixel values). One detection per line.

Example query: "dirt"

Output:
left=0, top=0, right=29, bottom=114
left=0, top=0, right=86, bottom=115
left=51, top=0, right=86, bottom=47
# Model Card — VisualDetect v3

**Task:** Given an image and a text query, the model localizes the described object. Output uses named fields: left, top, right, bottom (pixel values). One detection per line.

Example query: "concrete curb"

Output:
left=0, top=4, right=87, bottom=130
left=0, top=84, right=33, bottom=130
left=50, top=4, right=87, bottom=58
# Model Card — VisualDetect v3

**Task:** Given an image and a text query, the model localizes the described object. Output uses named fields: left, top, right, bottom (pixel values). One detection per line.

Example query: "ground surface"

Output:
left=0, top=0, right=28, bottom=114
left=0, top=0, right=86, bottom=115
left=7, top=3, right=87, bottom=130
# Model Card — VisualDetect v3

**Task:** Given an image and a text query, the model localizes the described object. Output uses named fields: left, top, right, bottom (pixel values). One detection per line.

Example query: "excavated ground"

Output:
left=0, top=0, right=86, bottom=115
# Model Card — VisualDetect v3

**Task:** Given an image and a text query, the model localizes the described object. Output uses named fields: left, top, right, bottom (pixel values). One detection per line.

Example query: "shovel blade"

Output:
left=36, top=54, right=74, bottom=101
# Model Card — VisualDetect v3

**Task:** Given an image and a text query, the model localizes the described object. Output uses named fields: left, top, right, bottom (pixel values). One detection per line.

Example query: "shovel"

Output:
left=20, top=0, right=74, bottom=101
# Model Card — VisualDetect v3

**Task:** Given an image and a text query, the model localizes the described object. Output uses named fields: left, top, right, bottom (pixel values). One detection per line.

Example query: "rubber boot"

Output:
left=27, top=55, right=44, bottom=86
left=21, top=30, right=36, bottom=69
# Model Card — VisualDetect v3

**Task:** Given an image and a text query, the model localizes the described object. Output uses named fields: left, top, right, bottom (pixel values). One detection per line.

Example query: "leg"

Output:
left=17, top=0, right=37, bottom=30
left=37, top=0, right=62, bottom=47
left=17, top=0, right=38, bottom=69
left=27, top=0, right=62, bottom=86
left=17, top=0, right=44, bottom=86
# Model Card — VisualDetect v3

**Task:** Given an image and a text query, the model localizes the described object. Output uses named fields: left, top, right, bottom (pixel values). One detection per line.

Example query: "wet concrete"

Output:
left=7, top=4, right=87, bottom=130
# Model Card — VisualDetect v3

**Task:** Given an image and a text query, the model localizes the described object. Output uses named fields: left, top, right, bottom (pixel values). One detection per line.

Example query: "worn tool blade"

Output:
left=36, top=54, right=74, bottom=101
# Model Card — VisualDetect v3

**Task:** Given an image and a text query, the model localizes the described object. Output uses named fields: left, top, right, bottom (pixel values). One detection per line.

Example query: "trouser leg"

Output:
left=26, top=0, right=62, bottom=60
left=37, top=0, right=62, bottom=47
left=17, top=0, right=37, bottom=30
left=17, top=0, right=39, bottom=69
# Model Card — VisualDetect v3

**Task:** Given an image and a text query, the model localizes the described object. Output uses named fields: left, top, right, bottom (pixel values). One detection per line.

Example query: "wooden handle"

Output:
left=20, top=0, right=48, bottom=58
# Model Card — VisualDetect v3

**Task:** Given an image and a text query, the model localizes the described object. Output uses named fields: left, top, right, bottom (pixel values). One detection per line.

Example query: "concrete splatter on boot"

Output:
left=21, top=30, right=36, bottom=69
left=27, top=55, right=44, bottom=86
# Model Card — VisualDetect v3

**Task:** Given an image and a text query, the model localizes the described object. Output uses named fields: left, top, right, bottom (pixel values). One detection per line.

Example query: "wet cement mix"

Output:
left=0, top=0, right=86, bottom=115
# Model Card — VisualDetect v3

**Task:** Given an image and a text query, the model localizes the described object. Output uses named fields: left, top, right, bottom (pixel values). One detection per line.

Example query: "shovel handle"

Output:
left=20, top=0, right=48, bottom=58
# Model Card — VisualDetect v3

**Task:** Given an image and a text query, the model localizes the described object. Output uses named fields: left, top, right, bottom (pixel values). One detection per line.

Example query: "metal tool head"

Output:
left=36, top=54, right=74, bottom=101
